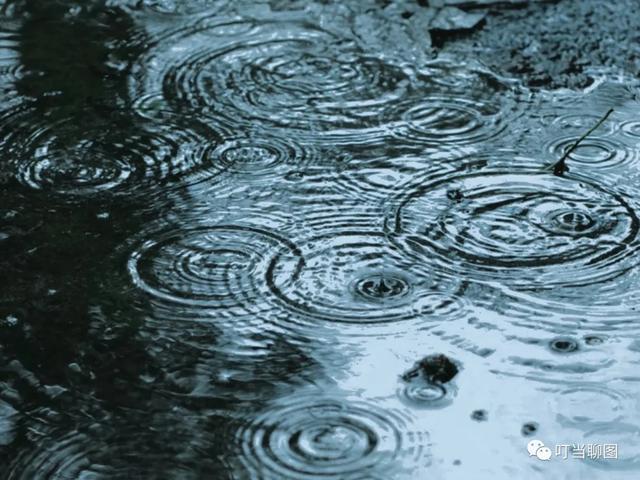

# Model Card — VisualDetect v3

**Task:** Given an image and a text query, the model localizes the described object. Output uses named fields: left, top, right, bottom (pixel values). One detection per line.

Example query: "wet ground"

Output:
left=1, top=0, right=640, bottom=478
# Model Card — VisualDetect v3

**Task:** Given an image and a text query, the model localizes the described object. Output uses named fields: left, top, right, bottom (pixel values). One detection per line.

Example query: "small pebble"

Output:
left=521, top=422, right=538, bottom=436
left=402, top=354, right=459, bottom=384
left=471, top=409, right=488, bottom=421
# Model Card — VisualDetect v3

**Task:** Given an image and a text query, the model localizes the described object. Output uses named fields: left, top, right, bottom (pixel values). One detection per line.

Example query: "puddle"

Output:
left=1, top=1, right=640, bottom=479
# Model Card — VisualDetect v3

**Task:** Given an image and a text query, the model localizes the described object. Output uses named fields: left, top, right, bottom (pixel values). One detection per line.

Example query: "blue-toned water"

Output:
left=1, top=1, right=640, bottom=478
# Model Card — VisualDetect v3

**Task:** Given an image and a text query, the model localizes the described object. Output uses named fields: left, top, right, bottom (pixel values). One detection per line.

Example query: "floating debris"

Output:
left=551, top=108, right=614, bottom=176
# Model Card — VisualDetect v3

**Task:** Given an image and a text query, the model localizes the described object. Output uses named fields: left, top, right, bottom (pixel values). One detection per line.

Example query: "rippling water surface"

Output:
left=1, top=1, right=640, bottom=479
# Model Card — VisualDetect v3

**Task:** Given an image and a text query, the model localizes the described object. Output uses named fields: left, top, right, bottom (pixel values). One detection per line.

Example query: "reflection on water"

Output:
left=2, top=0, right=640, bottom=478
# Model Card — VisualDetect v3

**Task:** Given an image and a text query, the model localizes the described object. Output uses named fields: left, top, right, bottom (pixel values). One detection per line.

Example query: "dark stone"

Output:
left=521, top=422, right=538, bottom=436
left=471, top=409, right=488, bottom=421
left=402, top=353, right=459, bottom=383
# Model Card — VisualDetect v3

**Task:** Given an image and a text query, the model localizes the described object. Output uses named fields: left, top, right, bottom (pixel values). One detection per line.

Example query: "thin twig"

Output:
left=552, top=108, right=614, bottom=176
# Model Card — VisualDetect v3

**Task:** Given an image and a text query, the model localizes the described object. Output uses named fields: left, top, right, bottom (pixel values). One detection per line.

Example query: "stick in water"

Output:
left=552, top=108, right=614, bottom=176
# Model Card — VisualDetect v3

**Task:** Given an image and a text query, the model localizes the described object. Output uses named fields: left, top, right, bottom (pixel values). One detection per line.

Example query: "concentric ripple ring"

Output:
left=388, top=95, right=507, bottom=145
left=388, top=166, right=640, bottom=290
left=128, top=225, right=304, bottom=312
left=547, top=135, right=638, bottom=170
left=266, top=230, right=463, bottom=324
left=237, top=396, right=428, bottom=479
left=0, top=105, right=223, bottom=198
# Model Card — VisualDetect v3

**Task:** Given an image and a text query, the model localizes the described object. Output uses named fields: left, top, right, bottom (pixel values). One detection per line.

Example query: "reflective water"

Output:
left=1, top=1, right=640, bottom=478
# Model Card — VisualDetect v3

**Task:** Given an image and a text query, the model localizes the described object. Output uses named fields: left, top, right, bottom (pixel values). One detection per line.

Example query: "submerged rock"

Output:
left=402, top=353, right=459, bottom=384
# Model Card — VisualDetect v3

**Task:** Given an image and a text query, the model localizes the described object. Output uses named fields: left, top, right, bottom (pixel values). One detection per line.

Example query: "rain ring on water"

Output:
left=130, top=15, right=518, bottom=147
left=266, top=230, right=465, bottom=324
left=0, top=104, right=229, bottom=200
left=387, top=161, right=640, bottom=290
left=131, top=18, right=416, bottom=141
left=237, top=395, right=429, bottom=479
left=128, top=225, right=304, bottom=314
left=546, top=135, right=639, bottom=170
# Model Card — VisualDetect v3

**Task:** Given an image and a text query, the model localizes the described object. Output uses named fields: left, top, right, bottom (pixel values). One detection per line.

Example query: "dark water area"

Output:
left=1, top=0, right=640, bottom=478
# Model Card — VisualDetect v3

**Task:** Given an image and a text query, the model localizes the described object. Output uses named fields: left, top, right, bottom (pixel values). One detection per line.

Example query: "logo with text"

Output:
left=527, top=440, right=618, bottom=461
